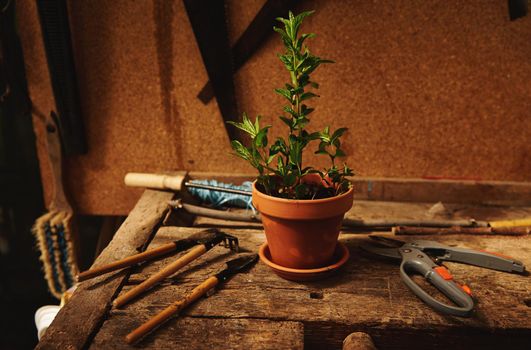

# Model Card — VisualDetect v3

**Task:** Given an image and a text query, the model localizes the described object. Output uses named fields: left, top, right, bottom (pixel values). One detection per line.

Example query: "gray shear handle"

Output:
left=399, top=250, right=474, bottom=317
left=439, top=247, right=525, bottom=273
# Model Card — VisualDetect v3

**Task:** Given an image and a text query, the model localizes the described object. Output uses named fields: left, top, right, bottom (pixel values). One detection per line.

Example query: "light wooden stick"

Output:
left=113, top=244, right=208, bottom=308
left=77, top=242, right=178, bottom=282
left=125, top=276, right=219, bottom=344
left=489, top=218, right=531, bottom=228
left=124, top=172, right=187, bottom=191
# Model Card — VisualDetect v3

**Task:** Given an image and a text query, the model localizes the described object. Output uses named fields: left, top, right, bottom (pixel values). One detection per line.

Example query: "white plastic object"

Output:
left=34, top=305, right=61, bottom=340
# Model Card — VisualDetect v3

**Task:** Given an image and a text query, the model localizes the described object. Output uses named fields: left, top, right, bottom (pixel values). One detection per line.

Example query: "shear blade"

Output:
left=369, top=235, right=405, bottom=248
left=360, top=244, right=401, bottom=260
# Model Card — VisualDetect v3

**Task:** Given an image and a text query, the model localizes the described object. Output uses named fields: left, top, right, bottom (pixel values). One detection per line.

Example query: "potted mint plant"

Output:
left=229, top=11, right=354, bottom=272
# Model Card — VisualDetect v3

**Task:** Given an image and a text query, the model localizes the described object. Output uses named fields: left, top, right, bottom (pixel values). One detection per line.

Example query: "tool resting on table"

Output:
left=361, top=236, right=525, bottom=317
left=113, top=230, right=238, bottom=308
left=125, top=172, right=252, bottom=196
left=125, top=253, right=258, bottom=344
left=77, top=229, right=227, bottom=282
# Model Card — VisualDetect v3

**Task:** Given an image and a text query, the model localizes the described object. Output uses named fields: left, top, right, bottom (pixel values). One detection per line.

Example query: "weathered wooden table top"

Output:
left=37, top=190, right=531, bottom=350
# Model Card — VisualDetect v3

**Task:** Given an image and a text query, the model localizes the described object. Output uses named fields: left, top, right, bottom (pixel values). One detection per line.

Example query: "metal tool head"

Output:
left=214, top=253, right=258, bottom=283
left=405, top=240, right=450, bottom=250
left=189, top=228, right=220, bottom=242
left=172, top=229, right=219, bottom=251
left=360, top=243, right=401, bottom=260
left=225, top=253, right=258, bottom=273
left=221, top=233, right=239, bottom=252
left=368, top=235, right=406, bottom=248
left=360, top=235, right=408, bottom=260
left=172, top=229, right=239, bottom=253
left=193, top=229, right=239, bottom=252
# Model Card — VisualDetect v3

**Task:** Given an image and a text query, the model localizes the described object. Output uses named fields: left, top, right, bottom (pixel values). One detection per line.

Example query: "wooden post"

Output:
left=343, top=332, right=377, bottom=350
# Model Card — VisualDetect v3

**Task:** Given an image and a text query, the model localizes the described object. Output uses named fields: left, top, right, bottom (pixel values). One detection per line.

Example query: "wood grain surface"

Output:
left=108, top=227, right=530, bottom=349
left=16, top=0, right=531, bottom=215
left=93, top=317, right=304, bottom=350
left=36, top=190, right=173, bottom=350
left=37, top=192, right=531, bottom=349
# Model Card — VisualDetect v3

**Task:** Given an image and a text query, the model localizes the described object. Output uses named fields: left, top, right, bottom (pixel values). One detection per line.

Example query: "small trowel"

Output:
left=125, top=253, right=258, bottom=344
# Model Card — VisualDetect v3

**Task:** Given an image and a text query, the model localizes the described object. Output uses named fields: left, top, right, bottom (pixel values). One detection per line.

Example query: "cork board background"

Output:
left=18, top=0, right=531, bottom=215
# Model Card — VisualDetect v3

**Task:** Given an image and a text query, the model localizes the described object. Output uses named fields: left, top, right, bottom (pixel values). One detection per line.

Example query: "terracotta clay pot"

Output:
left=252, top=174, right=354, bottom=269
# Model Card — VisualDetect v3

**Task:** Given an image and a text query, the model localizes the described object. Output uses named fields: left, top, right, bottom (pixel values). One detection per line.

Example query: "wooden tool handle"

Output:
left=44, top=113, right=71, bottom=212
left=113, top=244, right=208, bottom=308
left=393, top=226, right=530, bottom=236
left=125, top=276, right=219, bottom=344
left=124, top=172, right=187, bottom=191
left=77, top=242, right=178, bottom=282
left=489, top=218, right=531, bottom=228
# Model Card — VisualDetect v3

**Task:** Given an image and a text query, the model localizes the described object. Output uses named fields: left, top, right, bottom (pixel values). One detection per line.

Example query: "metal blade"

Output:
left=215, top=253, right=258, bottom=283
left=369, top=235, right=405, bottom=248
left=360, top=244, right=402, bottom=260
left=225, top=253, right=258, bottom=272
left=172, top=229, right=220, bottom=251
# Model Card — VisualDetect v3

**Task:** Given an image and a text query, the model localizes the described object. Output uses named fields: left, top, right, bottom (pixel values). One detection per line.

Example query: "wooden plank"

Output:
left=36, top=190, right=174, bottom=350
left=359, top=177, right=531, bottom=207
left=188, top=172, right=531, bottom=206
left=90, top=316, right=303, bottom=349
left=113, top=227, right=531, bottom=349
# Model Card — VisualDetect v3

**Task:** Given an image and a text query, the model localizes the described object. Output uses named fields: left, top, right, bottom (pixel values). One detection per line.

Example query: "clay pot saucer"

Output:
left=258, top=242, right=350, bottom=282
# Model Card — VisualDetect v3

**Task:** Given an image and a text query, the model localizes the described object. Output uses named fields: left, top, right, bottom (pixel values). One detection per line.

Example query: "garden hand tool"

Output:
left=32, top=112, right=79, bottom=299
left=360, top=236, right=525, bottom=317
left=392, top=226, right=530, bottom=236
left=125, top=172, right=253, bottom=209
left=167, top=199, right=262, bottom=223
left=125, top=253, right=258, bottom=344
left=126, top=173, right=530, bottom=233
left=125, top=172, right=252, bottom=197
left=113, top=230, right=239, bottom=308
left=77, top=229, right=224, bottom=282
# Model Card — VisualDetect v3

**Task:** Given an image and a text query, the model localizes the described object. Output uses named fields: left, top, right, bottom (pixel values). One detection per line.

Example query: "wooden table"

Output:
left=37, top=190, right=531, bottom=349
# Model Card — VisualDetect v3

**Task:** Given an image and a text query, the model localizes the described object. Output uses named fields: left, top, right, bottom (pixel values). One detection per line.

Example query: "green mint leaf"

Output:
left=274, top=88, right=292, bottom=101
left=255, top=126, right=270, bottom=148
left=283, top=105, right=298, bottom=117
left=230, top=140, right=252, bottom=161
left=279, top=116, right=294, bottom=128
left=297, top=33, right=316, bottom=50
left=335, top=149, right=346, bottom=157
left=300, top=92, right=318, bottom=101
left=277, top=156, right=285, bottom=175
left=331, top=127, right=348, bottom=141
left=300, top=105, right=314, bottom=116
left=306, top=131, right=321, bottom=141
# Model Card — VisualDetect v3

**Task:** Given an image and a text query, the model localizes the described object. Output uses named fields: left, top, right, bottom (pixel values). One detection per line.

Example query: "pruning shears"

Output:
left=360, top=236, right=526, bottom=317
